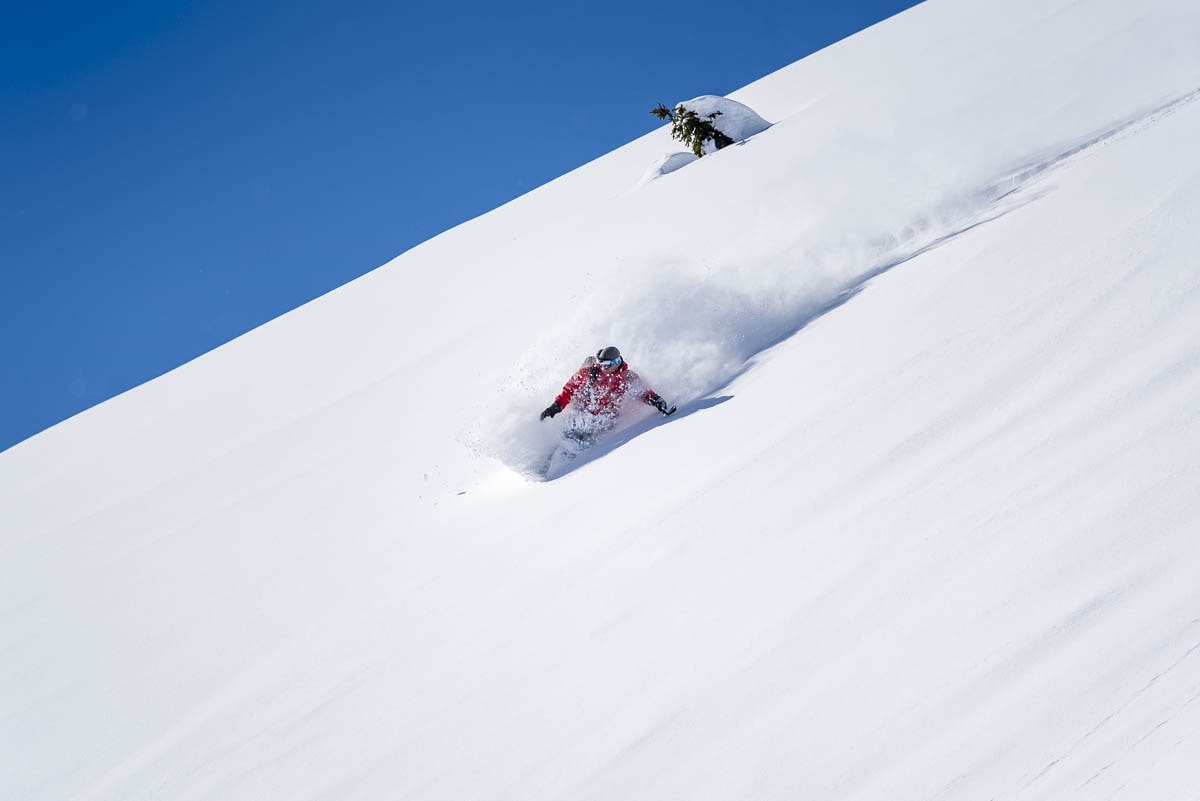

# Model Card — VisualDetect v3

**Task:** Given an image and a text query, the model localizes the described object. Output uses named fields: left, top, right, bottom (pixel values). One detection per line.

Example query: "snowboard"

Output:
left=542, top=422, right=605, bottom=479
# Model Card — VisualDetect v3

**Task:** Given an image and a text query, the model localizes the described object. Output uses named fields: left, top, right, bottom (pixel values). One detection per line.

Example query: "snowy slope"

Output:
left=4, top=0, right=1200, bottom=799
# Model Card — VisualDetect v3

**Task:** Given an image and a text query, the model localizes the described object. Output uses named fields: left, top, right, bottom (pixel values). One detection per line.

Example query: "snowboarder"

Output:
left=540, top=346, right=676, bottom=443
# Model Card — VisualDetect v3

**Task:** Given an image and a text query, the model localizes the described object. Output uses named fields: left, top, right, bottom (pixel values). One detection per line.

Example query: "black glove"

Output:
left=540, top=401, right=562, bottom=421
left=647, top=393, right=677, bottom=416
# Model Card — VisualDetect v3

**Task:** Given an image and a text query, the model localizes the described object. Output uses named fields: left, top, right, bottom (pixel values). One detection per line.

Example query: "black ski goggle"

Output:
left=598, top=356, right=622, bottom=369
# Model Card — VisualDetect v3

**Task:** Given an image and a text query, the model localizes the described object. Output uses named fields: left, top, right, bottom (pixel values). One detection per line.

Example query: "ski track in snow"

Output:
left=1025, top=630, right=1200, bottom=792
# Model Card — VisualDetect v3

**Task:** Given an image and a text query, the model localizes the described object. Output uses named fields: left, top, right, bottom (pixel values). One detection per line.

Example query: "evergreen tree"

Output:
left=650, top=102, right=736, bottom=157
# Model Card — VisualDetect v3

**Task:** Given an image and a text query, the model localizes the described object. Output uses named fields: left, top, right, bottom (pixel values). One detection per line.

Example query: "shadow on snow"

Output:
left=543, top=395, right=734, bottom=480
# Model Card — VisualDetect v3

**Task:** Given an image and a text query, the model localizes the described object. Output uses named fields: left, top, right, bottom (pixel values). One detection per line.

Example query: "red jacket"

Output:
left=555, top=362, right=656, bottom=417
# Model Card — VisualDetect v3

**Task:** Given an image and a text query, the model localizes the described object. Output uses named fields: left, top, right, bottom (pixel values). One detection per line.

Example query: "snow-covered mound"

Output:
left=637, top=151, right=698, bottom=185
left=639, top=94, right=771, bottom=184
left=5, top=1, right=1200, bottom=800
left=674, top=93, right=771, bottom=147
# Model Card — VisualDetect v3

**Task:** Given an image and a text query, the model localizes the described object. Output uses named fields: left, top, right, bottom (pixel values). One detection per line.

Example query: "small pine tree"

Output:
left=650, top=102, right=736, bottom=157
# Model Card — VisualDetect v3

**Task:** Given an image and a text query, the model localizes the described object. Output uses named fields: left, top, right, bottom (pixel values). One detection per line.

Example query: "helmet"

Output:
left=596, top=346, right=623, bottom=368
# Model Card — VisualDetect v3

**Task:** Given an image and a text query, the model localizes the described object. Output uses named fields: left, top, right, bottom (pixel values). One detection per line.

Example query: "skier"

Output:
left=540, top=346, right=676, bottom=448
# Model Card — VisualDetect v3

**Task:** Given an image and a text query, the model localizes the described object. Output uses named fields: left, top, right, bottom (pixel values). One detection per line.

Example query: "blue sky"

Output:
left=1, top=0, right=918, bottom=452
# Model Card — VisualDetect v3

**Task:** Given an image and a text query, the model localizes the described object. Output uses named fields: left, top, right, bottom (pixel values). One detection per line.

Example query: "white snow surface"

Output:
left=671, top=94, right=771, bottom=145
left=5, top=0, right=1200, bottom=799
left=638, top=151, right=698, bottom=186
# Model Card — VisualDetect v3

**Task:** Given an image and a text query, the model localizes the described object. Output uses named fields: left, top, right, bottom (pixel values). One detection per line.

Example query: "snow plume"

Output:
left=470, top=253, right=845, bottom=478
left=595, top=259, right=842, bottom=400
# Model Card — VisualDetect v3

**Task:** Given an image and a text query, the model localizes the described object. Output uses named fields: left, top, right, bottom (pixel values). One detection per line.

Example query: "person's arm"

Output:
left=630, top=371, right=676, bottom=416
left=555, top=369, right=586, bottom=410
left=541, top=369, right=586, bottom=420
left=643, top=390, right=676, bottom=416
